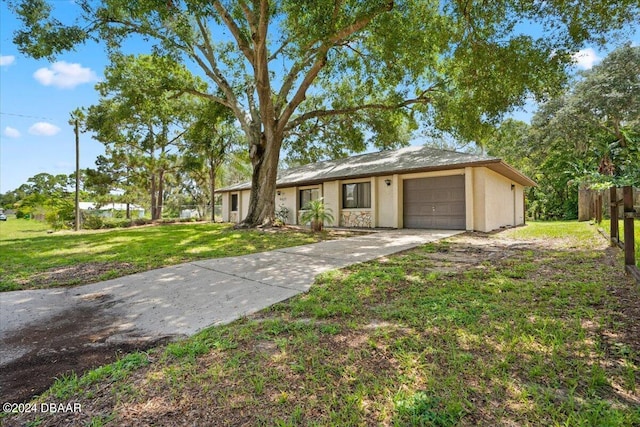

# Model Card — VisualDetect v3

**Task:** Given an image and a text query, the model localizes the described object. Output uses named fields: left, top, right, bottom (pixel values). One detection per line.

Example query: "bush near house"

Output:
left=300, top=198, right=334, bottom=232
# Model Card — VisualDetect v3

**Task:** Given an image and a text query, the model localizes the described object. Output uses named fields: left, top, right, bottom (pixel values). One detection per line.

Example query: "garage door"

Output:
left=403, top=175, right=466, bottom=229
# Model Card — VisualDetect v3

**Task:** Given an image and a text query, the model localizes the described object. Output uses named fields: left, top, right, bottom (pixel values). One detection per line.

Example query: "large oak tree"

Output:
left=10, top=0, right=639, bottom=226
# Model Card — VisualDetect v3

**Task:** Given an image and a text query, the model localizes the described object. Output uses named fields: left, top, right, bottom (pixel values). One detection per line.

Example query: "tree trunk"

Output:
left=157, top=169, right=165, bottom=220
left=240, top=130, right=281, bottom=227
left=150, top=174, right=157, bottom=220
left=209, top=158, right=216, bottom=222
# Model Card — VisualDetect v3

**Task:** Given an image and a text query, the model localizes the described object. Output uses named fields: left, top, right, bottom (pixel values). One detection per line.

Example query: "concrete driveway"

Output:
left=0, top=229, right=461, bottom=389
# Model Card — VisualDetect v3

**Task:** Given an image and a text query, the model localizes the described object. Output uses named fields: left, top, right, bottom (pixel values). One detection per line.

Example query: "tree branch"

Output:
left=269, top=36, right=291, bottom=62
left=284, top=95, right=432, bottom=132
left=169, top=88, right=230, bottom=108
left=278, top=1, right=394, bottom=134
left=192, top=16, right=249, bottom=133
left=253, top=0, right=276, bottom=136
left=211, top=0, right=254, bottom=63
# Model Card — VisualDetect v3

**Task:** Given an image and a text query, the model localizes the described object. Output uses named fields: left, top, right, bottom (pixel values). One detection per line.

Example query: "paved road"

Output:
left=0, top=229, right=461, bottom=368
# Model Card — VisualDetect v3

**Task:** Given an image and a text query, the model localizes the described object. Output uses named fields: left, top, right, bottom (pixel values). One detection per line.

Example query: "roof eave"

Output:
left=486, top=161, right=537, bottom=187
left=216, top=159, right=536, bottom=192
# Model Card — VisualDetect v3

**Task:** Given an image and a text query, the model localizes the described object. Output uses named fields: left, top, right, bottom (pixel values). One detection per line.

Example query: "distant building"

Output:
left=180, top=209, right=201, bottom=219
left=80, top=202, right=145, bottom=218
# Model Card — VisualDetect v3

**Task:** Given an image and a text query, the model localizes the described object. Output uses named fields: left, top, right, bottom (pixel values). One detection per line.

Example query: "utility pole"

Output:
left=74, top=118, right=80, bottom=231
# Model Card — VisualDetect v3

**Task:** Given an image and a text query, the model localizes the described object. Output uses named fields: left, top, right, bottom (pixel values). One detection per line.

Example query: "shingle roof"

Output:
left=218, top=145, right=535, bottom=192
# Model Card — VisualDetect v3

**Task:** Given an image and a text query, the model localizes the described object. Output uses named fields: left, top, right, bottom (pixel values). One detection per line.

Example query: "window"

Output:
left=231, top=194, right=238, bottom=212
left=299, top=188, right=320, bottom=209
left=342, top=182, right=371, bottom=209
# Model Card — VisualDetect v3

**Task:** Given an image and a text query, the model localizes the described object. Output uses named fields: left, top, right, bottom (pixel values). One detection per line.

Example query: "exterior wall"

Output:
left=240, top=190, right=250, bottom=220
left=322, top=181, right=340, bottom=227
left=276, top=187, right=297, bottom=225
left=340, top=211, right=372, bottom=227
left=218, top=166, right=528, bottom=231
left=465, top=167, right=475, bottom=231
left=473, top=168, right=486, bottom=232
left=473, top=167, right=524, bottom=232
left=376, top=175, right=395, bottom=227
left=515, top=185, right=525, bottom=225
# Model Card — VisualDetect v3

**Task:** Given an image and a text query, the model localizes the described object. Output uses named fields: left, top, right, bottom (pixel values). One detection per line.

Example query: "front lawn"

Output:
left=5, top=221, right=638, bottom=426
left=0, top=220, right=322, bottom=291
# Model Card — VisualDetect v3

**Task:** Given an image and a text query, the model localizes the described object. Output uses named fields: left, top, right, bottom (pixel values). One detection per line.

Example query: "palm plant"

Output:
left=300, top=198, right=334, bottom=232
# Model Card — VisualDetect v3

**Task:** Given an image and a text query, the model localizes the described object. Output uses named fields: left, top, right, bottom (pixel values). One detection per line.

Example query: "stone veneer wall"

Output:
left=340, top=210, right=372, bottom=228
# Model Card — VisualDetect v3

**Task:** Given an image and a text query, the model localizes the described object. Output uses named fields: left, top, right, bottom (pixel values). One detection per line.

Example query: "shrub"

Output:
left=103, top=218, right=132, bottom=228
left=300, top=198, right=334, bottom=232
left=83, top=214, right=104, bottom=230
left=275, top=205, right=290, bottom=226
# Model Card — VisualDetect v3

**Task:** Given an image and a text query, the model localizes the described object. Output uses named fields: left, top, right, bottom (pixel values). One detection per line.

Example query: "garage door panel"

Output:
left=403, top=175, right=465, bottom=230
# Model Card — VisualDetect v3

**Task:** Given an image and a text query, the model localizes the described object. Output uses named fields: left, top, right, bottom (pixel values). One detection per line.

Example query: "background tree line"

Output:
left=3, top=0, right=639, bottom=226
left=485, top=44, right=639, bottom=220
left=9, top=0, right=639, bottom=227
left=2, top=45, right=638, bottom=226
left=0, top=54, right=252, bottom=228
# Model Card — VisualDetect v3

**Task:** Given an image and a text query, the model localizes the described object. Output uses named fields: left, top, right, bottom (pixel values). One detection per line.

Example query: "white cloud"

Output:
left=3, top=127, right=21, bottom=138
left=28, top=122, right=61, bottom=136
left=0, top=55, right=16, bottom=67
left=33, top=61, right=98, bottom=89
left=572, top=48, right=601, bottom=70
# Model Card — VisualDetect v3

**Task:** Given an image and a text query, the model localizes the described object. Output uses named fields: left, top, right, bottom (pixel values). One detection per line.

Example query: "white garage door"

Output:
left=403, top=175, right=466, bottom=229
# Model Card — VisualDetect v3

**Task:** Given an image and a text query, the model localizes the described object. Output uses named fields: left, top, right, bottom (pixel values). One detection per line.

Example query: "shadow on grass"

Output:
left=0, top=223, right=318, bottom=291
left=4, top=229, right=639, bottom=426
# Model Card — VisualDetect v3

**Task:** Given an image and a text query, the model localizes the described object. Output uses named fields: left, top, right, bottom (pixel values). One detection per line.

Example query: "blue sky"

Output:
left=0, top=2, right=638, bottom=194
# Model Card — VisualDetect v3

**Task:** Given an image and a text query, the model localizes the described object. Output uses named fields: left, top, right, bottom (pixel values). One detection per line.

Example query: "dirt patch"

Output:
left=3, top=228, right=639, bottom=426
left=16, top=262, right=139, bottom=289
left=0, top=300, right=169, bottom=403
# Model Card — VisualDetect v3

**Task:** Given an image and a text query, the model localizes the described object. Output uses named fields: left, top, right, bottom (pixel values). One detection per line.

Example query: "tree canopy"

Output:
left=486, top=44, right=640, bottom=220
left=85, top=54, right=198, bottom=219
left=9, top=0, right=640, bottom=225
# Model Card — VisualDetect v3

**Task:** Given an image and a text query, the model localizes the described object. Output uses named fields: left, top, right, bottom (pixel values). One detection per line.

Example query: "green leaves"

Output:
left=9, top=0, right=88, bottom=59
left=9, top=0, right=640, bottom=224
left=486, top=44, right=640, bottom=219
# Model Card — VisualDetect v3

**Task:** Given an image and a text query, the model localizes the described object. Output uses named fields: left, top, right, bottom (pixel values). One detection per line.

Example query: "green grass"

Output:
left=507, top=219, right=639, bottom=268
left=599, top=218, right=640, bottom=267
left=0, top=219, right=322, bottom=291
left=7, top=221, right=638, bottom=426
left=504, top=220, right=603, bottom=243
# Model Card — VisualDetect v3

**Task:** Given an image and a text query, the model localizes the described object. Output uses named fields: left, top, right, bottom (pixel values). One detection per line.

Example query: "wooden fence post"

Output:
left=610, top=186, right=619, bottom=245
left=623, top=186, right=635, bottom=267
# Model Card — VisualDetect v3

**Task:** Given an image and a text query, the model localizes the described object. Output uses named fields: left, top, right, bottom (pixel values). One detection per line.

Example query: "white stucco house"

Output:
left=217, top=145, right=536, bottom=232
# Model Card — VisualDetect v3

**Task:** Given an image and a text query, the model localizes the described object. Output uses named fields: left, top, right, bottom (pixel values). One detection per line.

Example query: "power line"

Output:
left=0, top=112, right=57, bottom=121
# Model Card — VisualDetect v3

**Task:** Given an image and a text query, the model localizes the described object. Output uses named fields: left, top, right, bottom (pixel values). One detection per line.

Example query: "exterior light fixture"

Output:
left=277, top=190, right=282, bottom=196
left=385, top=179, right=392, bottom=186
left=511, top=184, right=515, bottom=190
